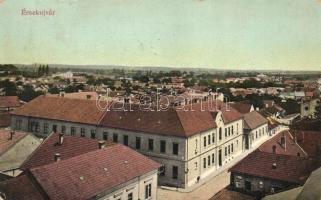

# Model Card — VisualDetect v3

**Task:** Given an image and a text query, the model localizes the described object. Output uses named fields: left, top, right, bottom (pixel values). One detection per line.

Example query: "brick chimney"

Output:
left=9, top=131, right=15, bottom=140
left=59, top=133, right=64, bottom=145
left=98, top=141, right=106, bottom=149
left=54, top=153, right=61, bottom=162
left=272, top=145, right=276, bottom=154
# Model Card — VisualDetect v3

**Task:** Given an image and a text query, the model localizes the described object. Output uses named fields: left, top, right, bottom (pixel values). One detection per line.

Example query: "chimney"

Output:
left=272, top=163, right=277, bottom=169
left=280, top=133, right=286, bottom=149
left=59, top=91, right=65, bottom=97
left=54, top=153, right=61, bottom=162
left=272, top=145, right=276, bottom=154
left=9, top=131, right=15, bottom=140
left=98, top=141, right=106, bottom=149
left=59, top=133, right=64, bottom=145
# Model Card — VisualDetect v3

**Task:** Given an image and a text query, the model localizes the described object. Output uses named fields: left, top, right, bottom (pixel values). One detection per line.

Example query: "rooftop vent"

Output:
left=280, top=134, right=286, bottom=150
left=9, top=131, right=15, bottom=140
left=59, top=91, right=65, bottom=97
left=59, top=133, right=64, bottom=145
left=54, top=153, right=61, bottom=162
left=98, top=141, right=106, bottom=149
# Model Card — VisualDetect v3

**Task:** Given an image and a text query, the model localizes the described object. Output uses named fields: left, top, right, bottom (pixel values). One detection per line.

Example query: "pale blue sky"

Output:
left=1, top=0, right=321, bottom=70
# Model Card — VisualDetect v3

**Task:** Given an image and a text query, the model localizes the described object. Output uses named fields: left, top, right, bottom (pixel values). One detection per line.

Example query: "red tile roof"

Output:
left=0, top=130, right=28, bottom=156
left=30, top=144, right=160, bottom=200
left=0, top=96, right=20, bottom=108
left=12, top=96, right=243, bottom=137
left=101, top=100, right=242, bottom=137
left=243, top=111, right=268, bottom=130
left=21, top=133, right=114, bottom=170
left=230, top=102, right=253, bottom=114
left=290, top=130, right=321, bottom=158
left=230, top=150, right=318, bottom=185
left=12, top=95, right=106, bottom=125
left=209, top=188, right=255, bottom=200
left=258, top=130, right=307, bottom=157
left=47, top=92, right=98, bottom=100
left=0, top=174, right=45, bottom=200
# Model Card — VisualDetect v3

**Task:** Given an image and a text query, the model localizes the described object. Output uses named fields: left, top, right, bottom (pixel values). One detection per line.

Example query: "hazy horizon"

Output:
left=1, top=0, right=321, bottom=71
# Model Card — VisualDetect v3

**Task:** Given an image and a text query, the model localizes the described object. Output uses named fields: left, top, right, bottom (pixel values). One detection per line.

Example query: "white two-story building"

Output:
left=11, top=95, right=246, bottom=188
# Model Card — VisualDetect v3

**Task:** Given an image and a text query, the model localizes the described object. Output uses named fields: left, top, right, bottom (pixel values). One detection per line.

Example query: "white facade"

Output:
left=11, top=112, right=244, bottom=189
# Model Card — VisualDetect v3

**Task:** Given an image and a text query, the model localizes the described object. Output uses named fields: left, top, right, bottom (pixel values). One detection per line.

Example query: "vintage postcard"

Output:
left=0, top=1, right=321, bottom=200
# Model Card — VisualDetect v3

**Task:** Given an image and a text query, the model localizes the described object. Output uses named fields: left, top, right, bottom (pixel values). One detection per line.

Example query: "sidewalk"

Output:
left=157, top=170, right=230, bottom=200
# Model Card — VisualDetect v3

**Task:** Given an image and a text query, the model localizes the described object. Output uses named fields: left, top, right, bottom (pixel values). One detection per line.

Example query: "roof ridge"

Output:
left=171, top=109, right=188, bottom=136
left=20, top=132, right=55, bottom=170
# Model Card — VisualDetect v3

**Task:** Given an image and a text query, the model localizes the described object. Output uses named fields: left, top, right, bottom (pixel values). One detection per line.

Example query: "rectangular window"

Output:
left=172, top=166, right=178, bottom=179
left=52, top=124, right=57, bottom=133
left=80, top=128, right=86, bottom=137
left=103, top=132, right=108, bottom=140
left=136, top=137, right=141, bottom=149
left=148, top=139, right=154, bottom=151
left=204, top=136, right=207, bottom=147
left=225, top=128, right=227, bottom=137
left=208, top=155, right=211, bottom=166
left=43, top=123, right=48, bottom=134
left=208, top=135, right=211, bottom=145
left=145, top=183, right=152, bottom=199
left=61, top=126, right=66, bottom=134
left=113, top=133, right=118, bottom=143
left=237, top=123, right=239, bottom=134
left=232, top=126, right=234, bottom=135
left=127, top=193, right=133, bottom=200
left=36, top=122, right=40, bottom=133
left=228, top=145, right=230, bottom=155
left=203, top=158, right=206, bottom=168
left=70, top=127, right=76, bottom=136
left=16, top=119, right=22, bottom=130
left=30, top=122, right=39, bottom=133
left=90, top=130, right=96, bottom=139
left=160, top=140, right=166, bottom=153
left=228, top=127, right=231, bottom=136
left=123, top=135, right=128, bottom=146
left=173, top=143, right=179, bottom=155
left=212, top=153, right=215, bottom=164
left=225, top=147, right=227, bottom=156
left=231, top=143, right=234, bottom=153
left=212, top=133, right=215, bottom=143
